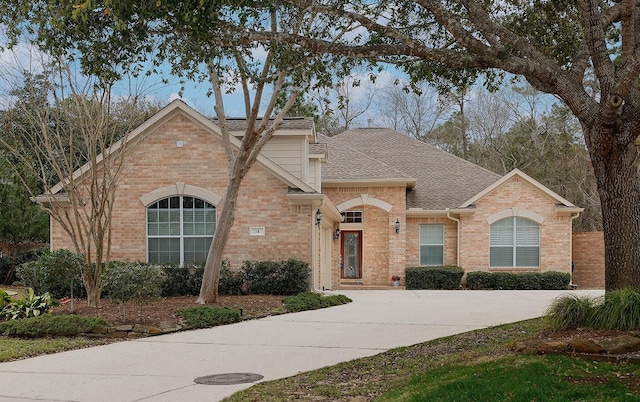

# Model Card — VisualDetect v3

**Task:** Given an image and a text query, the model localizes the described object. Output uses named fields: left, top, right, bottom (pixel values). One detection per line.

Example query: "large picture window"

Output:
left=490, top=217, right=539, bottom=267
left=420, top=224, right=444, bottom=266
left=147, top=196, right=216, bottom=265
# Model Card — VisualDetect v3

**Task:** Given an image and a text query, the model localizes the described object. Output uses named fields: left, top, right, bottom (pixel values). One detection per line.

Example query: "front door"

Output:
left=341, top=231, right=362, bottom=279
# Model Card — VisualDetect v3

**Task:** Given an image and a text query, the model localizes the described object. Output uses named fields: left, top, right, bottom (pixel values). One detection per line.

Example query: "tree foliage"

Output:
left=0, top=60, right=163, bottom=307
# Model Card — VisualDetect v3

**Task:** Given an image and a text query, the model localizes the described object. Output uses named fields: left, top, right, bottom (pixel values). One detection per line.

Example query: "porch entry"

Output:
left=341, top=230, right=362, bottom=279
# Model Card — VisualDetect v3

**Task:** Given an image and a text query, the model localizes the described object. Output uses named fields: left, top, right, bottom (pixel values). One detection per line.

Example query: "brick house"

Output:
left=43, top=100, right=582, bottom=290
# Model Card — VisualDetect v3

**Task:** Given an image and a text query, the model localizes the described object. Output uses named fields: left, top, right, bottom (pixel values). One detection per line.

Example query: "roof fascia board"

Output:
left=406, top=208, right=476, bottom=218
left=322, top=178, right=417, bottom=189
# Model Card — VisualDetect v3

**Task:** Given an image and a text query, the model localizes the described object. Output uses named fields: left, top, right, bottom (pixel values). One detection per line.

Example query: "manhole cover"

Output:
left=194, top=373, right=264, bottom=385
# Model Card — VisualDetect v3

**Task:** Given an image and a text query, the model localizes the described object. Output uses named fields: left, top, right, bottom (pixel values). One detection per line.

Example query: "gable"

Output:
left=47, top=100, right=316, bottom=198
left=461, top=168, right=578, bottom=209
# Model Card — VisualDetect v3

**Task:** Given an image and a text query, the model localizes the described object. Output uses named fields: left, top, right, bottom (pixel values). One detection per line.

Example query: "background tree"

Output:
left=0, top=154, right=49, bottom=284
left=0, top=60, right=162, bottom=307
left=374, top=82, right=451, bottom=143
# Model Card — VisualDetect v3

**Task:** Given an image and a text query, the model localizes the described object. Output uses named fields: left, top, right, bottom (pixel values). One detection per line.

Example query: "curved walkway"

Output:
left=0, top=289, right=601, bottom=401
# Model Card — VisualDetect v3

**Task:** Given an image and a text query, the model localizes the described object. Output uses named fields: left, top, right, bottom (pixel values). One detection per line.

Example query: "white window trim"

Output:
left=489, top=217, right=540, bottom=268
left=146, top=195, right=216, bottom=266
left=419, top=224, right=444, bottom=266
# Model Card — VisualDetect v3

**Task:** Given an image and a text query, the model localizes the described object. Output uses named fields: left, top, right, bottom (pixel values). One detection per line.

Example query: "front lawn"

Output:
left=225, top=318, right=640, bottom=401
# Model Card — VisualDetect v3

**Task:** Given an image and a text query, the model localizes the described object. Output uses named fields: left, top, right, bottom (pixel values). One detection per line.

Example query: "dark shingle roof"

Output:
left=212, top=117, right=315, bottom=131
left=322, top=128, right=501, bottom=210
left=320, top=134, right=415, bottom=182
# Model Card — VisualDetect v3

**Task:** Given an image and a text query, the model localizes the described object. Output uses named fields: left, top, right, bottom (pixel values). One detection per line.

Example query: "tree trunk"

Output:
left=197, top=173, right=243, bottom=304
left=585, top=124, right=640, bottom=292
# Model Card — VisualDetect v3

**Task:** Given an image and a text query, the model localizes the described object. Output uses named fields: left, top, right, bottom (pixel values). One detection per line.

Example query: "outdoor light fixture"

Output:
left=395, top=218, right=400, bottom=234
left=334, top=227, right=341, bottom=240
left=315, top=209, right=322, bottom=226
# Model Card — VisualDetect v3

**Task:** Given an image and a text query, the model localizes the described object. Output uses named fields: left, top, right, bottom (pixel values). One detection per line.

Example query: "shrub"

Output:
left=516, top=272, right=542, bottom=290
left=545, top=294, right=596, bottom=332
left=16, top=249, right=85, bottom=299
left=174, top=306, right=241, bottom=329
left=541, top=271, right=571, bottom=290
left=160, top=264, right=193, bottom=296
left=0, top=315, right=107, bottom=337
left=0, top=247, right=47, bottom=285
left=102, top=262, right=166, bottom=320
left=0, top=288, right=58, bottom=320
left=240, top=259, right=310, bottom=295
left=282, top=292, right=352, bottom=312
left=218, top=264, right=244, bottom=295
left=405, top=266, right=464, bottom=290
left=161, top=261, right=243, bottom=296
left=492, top=272, right=520, bottom=290
left=590, top=288, right=640, bottom=331
left=465, top=271, right=496, bottom=290
left=465, top=271, right=570, bottom=290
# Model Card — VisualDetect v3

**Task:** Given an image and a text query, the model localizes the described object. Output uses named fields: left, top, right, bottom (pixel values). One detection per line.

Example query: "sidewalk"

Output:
left=0, top=289, right=601, bottom=401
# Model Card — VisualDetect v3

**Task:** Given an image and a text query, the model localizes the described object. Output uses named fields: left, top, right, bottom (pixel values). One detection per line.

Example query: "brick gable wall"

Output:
left=51, top=113, right=312, bottom=269
left=459, top=176, right=572, bottom=274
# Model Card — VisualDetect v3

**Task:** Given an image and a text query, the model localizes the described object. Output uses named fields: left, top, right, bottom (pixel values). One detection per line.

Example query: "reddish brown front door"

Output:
left=341, top=231, right=362, bottom=279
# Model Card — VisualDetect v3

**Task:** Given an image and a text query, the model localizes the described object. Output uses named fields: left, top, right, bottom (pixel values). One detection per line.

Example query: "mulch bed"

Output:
left=50, top=294, right=286, bottom=328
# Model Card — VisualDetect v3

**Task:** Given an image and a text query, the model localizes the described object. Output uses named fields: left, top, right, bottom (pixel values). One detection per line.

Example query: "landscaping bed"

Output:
left=49, top=294, right=286, bottom=329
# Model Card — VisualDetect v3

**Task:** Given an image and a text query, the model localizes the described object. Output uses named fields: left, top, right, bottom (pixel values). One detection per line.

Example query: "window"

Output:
left=147, top=196, right=216, bottom=265
left=490, top=217, right=539, bottom=267
left=420, top=224, right=444, bottom=266
left=343, top=210, right=363, bottom=223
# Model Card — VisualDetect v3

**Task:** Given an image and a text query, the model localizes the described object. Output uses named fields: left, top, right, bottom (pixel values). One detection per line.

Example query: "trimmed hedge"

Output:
left=0, top=315, right=107, bottom=338
left=160, top=264, right=205, bottom=297
left=283, top=292, right=352, bottom=312
left=174, top=306, right=241, bottom=329
left=240, top=259, right=310, bottom=295
left=405, top=266, right=464, bottom=290
left=466, top=271, right=570, bottom=290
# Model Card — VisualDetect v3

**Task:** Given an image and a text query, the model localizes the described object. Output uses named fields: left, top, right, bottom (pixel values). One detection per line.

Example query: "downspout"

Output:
left=446, top=208, right=460, bottom=266
left=569, top=212, right=580, bottom=285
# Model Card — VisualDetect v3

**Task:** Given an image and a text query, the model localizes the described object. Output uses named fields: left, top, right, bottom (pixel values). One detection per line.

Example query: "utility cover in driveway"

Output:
left=194, top=373, right=264, bottom=385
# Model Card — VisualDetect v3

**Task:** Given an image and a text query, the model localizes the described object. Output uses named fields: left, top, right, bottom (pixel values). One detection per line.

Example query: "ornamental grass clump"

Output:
left=545, top=293, right=596, bottom=332
left=590, top=288, right=640, bottom=331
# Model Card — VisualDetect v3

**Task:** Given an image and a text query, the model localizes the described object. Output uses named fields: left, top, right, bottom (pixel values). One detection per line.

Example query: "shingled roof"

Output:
left=322, top=128, right=502, bottom=210
left=211, top=117, right=315, bottom=131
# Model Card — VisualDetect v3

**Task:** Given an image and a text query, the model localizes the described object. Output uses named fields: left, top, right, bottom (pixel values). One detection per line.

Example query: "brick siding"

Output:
left=51, top=112, right=312, bottom=269
left=571, top=231, right=605, bottom=289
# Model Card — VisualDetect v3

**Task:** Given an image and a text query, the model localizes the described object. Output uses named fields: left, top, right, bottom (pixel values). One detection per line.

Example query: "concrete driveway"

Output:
left=0, top=289, right=601, bottom=401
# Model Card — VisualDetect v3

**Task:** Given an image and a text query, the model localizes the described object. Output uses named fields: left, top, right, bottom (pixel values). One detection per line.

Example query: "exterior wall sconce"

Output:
left=333, top=227, right=341, bottom=240
left=315, top=209, right=322, bottom=226
left=395, top=218, right=400, bottom=234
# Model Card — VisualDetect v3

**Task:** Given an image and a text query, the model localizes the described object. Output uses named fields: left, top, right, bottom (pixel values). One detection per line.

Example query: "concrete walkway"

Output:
left=0, top=289, right=601, bottom=401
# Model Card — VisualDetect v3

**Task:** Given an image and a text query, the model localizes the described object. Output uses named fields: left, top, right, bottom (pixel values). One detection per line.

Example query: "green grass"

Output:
left=379, top=354, right=640, bottom=401
left=224, top=318, right=640, bottom=401
left=0, top=337, right=116, bottom=362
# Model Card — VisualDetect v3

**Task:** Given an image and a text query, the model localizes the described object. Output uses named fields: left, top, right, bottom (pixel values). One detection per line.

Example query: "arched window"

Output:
left=147, top=196, right=216, bottom=265
left=490, top=217, right=539, bottom=268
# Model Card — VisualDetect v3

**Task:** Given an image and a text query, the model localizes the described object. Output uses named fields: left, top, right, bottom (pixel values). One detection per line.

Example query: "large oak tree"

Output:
left=242, top=0, right=640, bottom=292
